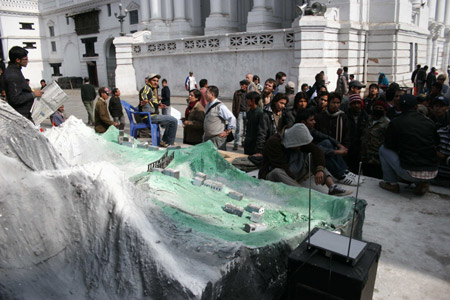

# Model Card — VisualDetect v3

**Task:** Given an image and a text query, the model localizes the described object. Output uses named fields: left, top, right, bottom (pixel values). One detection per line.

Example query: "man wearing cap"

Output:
left=429, top=96, right=450, bottom=129
left=379, top=94, right=438, bottom=195
left=345, top=94, right=368, bottom=173
left=285, top=81, right=296, bottom=109
left=361, top=100, right=390, bottom=179
left=258, top=123, right=351, bottom=196
left=340, top=80, right=365, bottom=112
left=335, top=68, right=348, bottom=97
left=94, top=87, right=119, bottom=133
left=140, top=73, right=178, bottom=147
left=81, top=76, right=96, bottom=126
left=232, top=79, right=249, bottom=151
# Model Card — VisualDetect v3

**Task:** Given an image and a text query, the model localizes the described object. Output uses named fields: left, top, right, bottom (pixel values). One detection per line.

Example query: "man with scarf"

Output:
left=139, top=73, right=178, bottom=147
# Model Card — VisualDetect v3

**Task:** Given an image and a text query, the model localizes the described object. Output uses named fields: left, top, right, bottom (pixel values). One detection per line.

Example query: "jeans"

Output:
left=113, top=115, right=126, bottom=130
left=162, top=106, right=171, bottom=115
left=379, top=145, right=424, bottom=183
left=234, top=111, right=247, bottom=146
left=317, top=139, right=348, bottom=179
left=417, top=81, right=425, bottom=95
left=151, top=114, right=178, bottom=145
left=83, top=100, right=95, bottom=125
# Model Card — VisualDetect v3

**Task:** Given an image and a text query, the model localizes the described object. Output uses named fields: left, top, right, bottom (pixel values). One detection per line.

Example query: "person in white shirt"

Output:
left=185, top=71, right=198, bottom=92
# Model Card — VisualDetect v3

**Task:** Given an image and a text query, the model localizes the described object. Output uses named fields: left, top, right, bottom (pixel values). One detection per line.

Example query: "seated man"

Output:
left=429, top=96, right=450, bottom=130
left=433, top=112, right=450, bottom=187
left=258, top=123, right=352, bottom=196
left=139, top=73, right=178, bottom=147
left=379, top=94, right=438, bottom=195
left=95, top=87, right=119, bottom=133
left=297, top=109, right=358, bottom=185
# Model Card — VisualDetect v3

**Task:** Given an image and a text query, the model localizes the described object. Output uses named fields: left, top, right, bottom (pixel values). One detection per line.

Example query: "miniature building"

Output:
left=137, top=142, right=149, bottom=149
left=223, top=203, right=244, bottom=217
left=195, top=172, right=207, bottom=180
left=148, top=167, right=163, bottom=173
left=148, top=146, right=160, bottom=151
left=121, top=141, right=134, bottom=148
left=227, top=191, right=243, bottom=201
left=203, top=180, right=223, bottom=192
left=119, top=130, right=125, bottom=137
left=147, top=150, right=175, bottom=170
left=193, top=176, right=205, bottom=187
left=251, top=212, right=263, bottom=223
left=246, top=204, right=265, bottom=214
left=244, top=223, right=267, bottom=233
left=162, top=168, right=180, bottom=179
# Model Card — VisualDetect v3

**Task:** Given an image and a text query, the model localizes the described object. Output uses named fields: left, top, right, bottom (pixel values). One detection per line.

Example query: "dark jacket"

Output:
left=81, top=83, right=96, bottom=102
left=384, top=110, right=438, bottom=171
left=426, top=71, right=436, bottom=91
left=256, top=105, right=278, bottom=154
left=108, top=96, right=124, bottom=118
left=416, top=68, right=427, bottom=82
left=244, top=106, right=263, bottom=155
left=258, top=133, right=325, bottom=180
left=232, top=89, right=247, bottom=118
left=4, top=63, right=34, bottom=116
left=315, top=110, right=351, bottom=148
left=95, top=98, right=115, bottom=133
left=345, top=109, right=369, bottom=171
left=161, top=86, right=170, bottom=106
left=183, top=101, right=205, bottom=145
left=361, top=115, right=390, bottom=165
left=309, top=128, right=339, bottom=156
left=279, top=108, right=297, bottom=130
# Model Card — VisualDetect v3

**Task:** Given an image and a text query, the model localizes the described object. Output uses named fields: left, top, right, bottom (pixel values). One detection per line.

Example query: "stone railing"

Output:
left=0, top=0, right=39, bottom=12
left=132, top=29, right=294, bottom=57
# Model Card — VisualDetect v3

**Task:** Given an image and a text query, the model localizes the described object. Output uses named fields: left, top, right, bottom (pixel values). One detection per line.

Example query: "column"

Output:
left=139, top=0, right=150, bottom=30
left=204, top=0, right=238, bottom=35
left=149, top=0, right=168, bottom=38
left=163, top=0, right=173, bottom=22
left=429, top=0, right=437, bottom=20
left=150, top=0, right=162, bottom=21
left=436, top=0, right=445, bottom=23
left=246, top=0, right=281, bottom=32
left=171, top=0, right=193, bottom=37
left=445, top=0, right=450, bottom=26
left=113, top=36, right=138, bottom=95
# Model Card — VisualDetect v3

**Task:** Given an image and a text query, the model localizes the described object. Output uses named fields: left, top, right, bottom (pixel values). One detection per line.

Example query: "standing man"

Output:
left=416, top=65, right=428, bottom=95
left=273, top=71, right=287, bottom=95
left=261, top=78, right=276, bottom=108
left=199, top=79, right=208, bottom=108
left=335, top=68, right=348, bottom=97
left=161, top=78, right=171, bottom=115
left=203, top=85, right=236, bottom=150
left=95, top=87, right=118, bottom=133
left=411, top=64, right=421, bottom=95
left=185, top=71, right=197, bottom=92
left=140, top=73, right=178, bottom=147
left=4, top=46, right=43, bottom=120
left=81, top=76, right=96, bottom=126
left=246, top=73, right=258, bottom=93
left=232, top=79, right=249, bottom=151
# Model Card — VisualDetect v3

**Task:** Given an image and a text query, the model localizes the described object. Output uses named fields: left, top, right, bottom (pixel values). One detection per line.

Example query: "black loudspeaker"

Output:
left=287, top=229, right=382, bottom=300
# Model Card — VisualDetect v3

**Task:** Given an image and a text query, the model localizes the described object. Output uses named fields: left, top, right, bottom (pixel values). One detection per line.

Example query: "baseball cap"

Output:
left=433, top=95, right=449, bottom=106
left=286, top=81, right=295, bottom=90
left=399, top=94, right=417, bottom=109
left=349, top=80, right=366, bottom=88
left=148, top=73, right=161, bottom=80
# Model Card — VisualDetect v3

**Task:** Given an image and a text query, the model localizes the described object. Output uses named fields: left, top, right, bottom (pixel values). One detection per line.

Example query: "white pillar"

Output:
left=429, top=0, right=437, bottom=20
left=150, top=0, right=162, bottom=20
left=163, top=0, right=174, bottom=22
left=436, top=0, right=445, bottom=23
left=246, top=0, right=281, bottom=32
left=173, top=0, right=186, bottom=21
left=431, top=40, right=437, bottom=67
left=204, top=0, right=238, bottom=35
left=140, top=0, right=151, bottom=30
left=113, top=36, right=138, bottom=95
left=445, top=0, right=450, bottom=26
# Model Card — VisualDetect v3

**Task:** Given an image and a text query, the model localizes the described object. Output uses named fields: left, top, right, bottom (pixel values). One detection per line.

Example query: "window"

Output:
left=51, top=41, right=56, bottom=52
left=50, top=63, right=62, bottom=76
left=129, top=10, right=138, bottom=25
left=81, top=37, right=98, bottom=57
left=20, top=22, right=34, bottom=30
left=49, top=26, right=55, bottom=37
left=23, top=42, right=37, bottom=49
left=107, top=4, right=111, bottom=17
left=74, top=10, right=100, bottom=35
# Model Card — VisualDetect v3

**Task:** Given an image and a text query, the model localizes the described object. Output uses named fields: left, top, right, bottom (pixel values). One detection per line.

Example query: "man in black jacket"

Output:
left=4, top=46, right=43, bottom=120
left=379, top=94, right=439, bottom=195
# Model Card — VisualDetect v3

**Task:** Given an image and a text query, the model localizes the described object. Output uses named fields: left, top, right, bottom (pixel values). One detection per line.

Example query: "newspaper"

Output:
left=170, top=107, right=183, bottom=126
left=31, top=81, right=69, bottom=125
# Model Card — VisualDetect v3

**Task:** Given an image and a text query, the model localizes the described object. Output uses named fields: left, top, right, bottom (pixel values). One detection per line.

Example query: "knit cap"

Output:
left=349, top=94, right=363, bottom=104
left=283, top=123, right=313, bottom=148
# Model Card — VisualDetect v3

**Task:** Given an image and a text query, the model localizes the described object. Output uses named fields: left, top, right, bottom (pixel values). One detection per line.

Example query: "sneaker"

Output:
left=379, top=181, right=400, bottom=193
left=232, top=145, right=238, bottom=151
left=159, top=141, right=169, bottom=148
left=337, top=172, right=359, bottom=186
left=328, top=184, right=353, bottom=196
left=413, top=182, right=429, bottom=195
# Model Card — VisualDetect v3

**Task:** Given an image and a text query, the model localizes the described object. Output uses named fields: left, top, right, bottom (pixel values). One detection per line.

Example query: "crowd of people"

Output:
left=2, top=45, right=449, bottom=196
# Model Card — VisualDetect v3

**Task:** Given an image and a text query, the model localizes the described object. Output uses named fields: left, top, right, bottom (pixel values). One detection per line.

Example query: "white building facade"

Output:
left=0, top=0, right=449, bottom=97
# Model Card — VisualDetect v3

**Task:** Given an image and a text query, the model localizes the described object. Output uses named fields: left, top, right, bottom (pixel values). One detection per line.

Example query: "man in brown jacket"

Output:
left=258, top=123, right=351, bottom=196
left=95, top=87, right=118, bottom=133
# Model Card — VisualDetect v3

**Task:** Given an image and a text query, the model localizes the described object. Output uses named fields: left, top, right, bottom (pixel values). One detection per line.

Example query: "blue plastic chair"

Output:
left=120, top=100, right=160, bottom=146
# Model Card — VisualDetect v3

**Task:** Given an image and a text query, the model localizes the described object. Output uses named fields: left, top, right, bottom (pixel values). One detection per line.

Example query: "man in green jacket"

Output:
left=81, top=76, right=96, bottom=126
